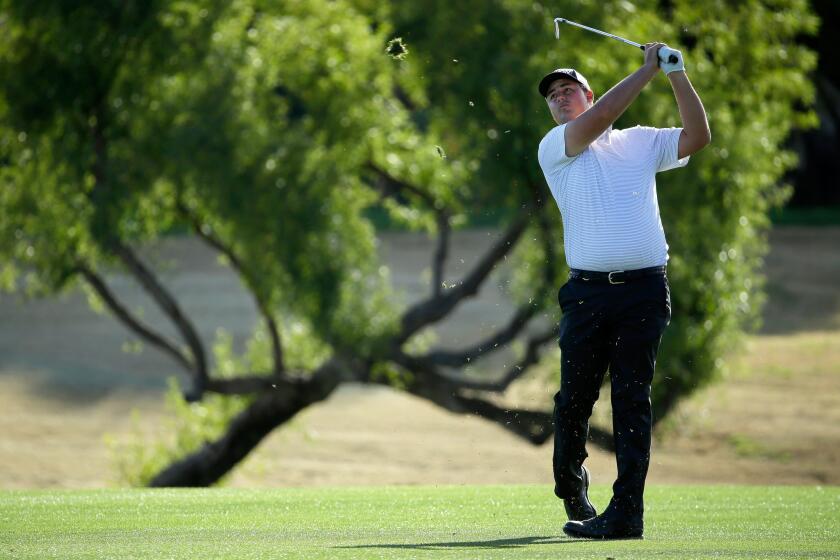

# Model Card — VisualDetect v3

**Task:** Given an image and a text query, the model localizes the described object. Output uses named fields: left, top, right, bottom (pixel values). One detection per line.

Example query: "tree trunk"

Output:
left=149, top=362, right=346, bottom=487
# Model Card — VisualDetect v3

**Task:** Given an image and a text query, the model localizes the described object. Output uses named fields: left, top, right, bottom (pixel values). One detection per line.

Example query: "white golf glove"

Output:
left=659, top=46, right=684, bottom=74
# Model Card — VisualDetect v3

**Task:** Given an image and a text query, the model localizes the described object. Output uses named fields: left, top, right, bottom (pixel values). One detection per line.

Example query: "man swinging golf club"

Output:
left=537, top=35, right=710, bottom=539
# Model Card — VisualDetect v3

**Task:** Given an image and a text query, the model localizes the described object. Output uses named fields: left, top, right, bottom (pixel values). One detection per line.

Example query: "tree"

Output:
left=786, top=0, right=840, bottom=207
left=0, top=0, right=816, bottom=486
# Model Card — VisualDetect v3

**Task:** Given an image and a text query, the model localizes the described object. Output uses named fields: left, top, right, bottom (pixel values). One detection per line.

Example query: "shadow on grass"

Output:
left=336, top=535, right=595, bottom=550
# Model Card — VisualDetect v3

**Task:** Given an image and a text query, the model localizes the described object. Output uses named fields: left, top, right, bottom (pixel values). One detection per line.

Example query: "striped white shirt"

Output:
left=538, top=124, right=688, bottom=272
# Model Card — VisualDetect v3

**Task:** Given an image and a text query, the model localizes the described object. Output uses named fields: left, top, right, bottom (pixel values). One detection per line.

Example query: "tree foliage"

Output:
left=0, top=0, right=817, bottom=485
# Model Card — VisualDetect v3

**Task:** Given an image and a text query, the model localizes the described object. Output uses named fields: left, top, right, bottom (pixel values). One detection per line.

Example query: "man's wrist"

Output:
left=639, top=63, right=660, bottom=81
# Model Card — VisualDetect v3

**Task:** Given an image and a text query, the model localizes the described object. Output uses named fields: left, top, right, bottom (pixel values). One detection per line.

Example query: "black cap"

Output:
left=538, top=68, right=591, bottom=97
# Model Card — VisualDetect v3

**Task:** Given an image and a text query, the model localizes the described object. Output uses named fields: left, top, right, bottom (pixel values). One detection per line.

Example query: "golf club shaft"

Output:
left=554, top=18, right=642, bottom=49
left=554, top=18, right=678, bottom=64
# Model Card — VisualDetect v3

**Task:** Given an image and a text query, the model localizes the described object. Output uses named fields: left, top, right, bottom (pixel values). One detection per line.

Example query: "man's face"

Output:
left=545, top=78, right=593, bottom=125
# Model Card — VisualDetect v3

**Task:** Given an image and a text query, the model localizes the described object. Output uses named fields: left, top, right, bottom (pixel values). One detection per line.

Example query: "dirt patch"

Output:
left=1, top=227, right=838, bottom=488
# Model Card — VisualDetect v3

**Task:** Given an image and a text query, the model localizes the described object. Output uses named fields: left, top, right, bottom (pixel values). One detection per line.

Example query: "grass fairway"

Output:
left=1, top=485, right=838, bottom=559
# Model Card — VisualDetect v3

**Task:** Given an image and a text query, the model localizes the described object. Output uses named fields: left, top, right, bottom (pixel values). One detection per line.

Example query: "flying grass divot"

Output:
left=386, top=37, right=408, bottom=60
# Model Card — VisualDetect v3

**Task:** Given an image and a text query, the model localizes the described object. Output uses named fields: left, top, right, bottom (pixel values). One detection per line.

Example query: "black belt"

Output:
left=569, top=266, right=666, bottom=285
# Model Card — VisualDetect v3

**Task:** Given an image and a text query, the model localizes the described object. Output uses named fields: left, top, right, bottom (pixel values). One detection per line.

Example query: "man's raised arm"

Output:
left=668, top=70, right=711, bottom=158
left=564, top=43, right=665, bottom=156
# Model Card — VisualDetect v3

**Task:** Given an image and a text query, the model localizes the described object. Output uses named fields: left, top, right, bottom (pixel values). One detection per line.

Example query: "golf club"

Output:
left=554, top=18, right=679, bottom=64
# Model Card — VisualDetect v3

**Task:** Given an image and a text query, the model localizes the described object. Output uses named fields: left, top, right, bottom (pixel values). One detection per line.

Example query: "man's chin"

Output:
left=552, top=109, right=573, bottom=125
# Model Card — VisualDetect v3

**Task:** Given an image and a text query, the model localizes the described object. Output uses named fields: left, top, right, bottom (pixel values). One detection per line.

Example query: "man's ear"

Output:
left=585, top=89, right=594, bottom=103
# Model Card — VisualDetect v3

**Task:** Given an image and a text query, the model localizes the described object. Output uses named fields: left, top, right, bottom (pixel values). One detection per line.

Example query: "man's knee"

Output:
left=610, top=381, right=651, bottom=415
left=554, top=387, right=600, bottom=421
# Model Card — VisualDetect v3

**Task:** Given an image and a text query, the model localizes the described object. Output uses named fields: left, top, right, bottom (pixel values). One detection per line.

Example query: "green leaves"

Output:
left=0, top=0, right=820, bottom=429
left=0, top=0, right=458, bottom=356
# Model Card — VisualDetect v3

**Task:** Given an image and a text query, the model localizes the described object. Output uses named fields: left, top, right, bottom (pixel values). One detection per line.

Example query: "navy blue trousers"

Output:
left=552, top=273, right=671, bottom=518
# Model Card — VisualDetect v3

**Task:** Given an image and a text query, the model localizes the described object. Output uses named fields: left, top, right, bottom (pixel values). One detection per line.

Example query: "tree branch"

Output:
left=432, top=211, right=450, bottom=297
left=454, top=326, right=557, bottom=391
left=453, top=394, right=615, bottom=450
left=385, top=304, right=616, bottom=452
left=86, top=99, right=206, bottom=401
left=411, top=202, right=557, bottom=372
left=587, top=424, right=616, bottom=452
left=77, top=264, right=194, bottom=375
left=420, top=305, right=538, bottom=368
left=375, top=362, right=552, bottom=445
left=366, top=163, right=454, bottom=299
left=396, top=206, right=534, bottom=344
left=367, top=162, right=436, bottom=206
left=393, top=362, right=614, bottom=452
left=110, top=241, right=208, bottom=400
left=148, top=357, right=360, bottom=487
left=392, top=85, right=417, bottom=112
left=204, top=373, right=305, bottom=396
left=390, top=367, right=613, bottom=450
left=419, top=198, right=554, bottom=363
left=452, top=394, right=553, bottom=444
left=395, top=323, right=556, bottom=393
left=177, top=200, right=285, bottom=374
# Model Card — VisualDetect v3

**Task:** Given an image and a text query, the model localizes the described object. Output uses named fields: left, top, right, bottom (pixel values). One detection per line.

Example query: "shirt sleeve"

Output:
left=538, top=124, right=575, bottom=176
left=652, top=127, right=690, bottom=172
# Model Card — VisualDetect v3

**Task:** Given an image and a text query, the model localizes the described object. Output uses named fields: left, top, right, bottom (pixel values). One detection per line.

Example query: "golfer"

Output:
left=537, top=43, right=710, bottom=539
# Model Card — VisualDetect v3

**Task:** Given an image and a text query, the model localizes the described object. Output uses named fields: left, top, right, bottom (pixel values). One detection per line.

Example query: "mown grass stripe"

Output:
left=1, top=485, right=838, bottom=559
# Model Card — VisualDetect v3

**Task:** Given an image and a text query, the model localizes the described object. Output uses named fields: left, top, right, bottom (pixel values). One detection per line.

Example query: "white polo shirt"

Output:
left=538, top=124, right=688, bottom=272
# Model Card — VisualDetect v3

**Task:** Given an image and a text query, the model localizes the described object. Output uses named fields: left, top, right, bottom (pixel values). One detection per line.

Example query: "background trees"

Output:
left=786, top=0, right=840, bottom=208
left=0, top=0, right=817, bottom=485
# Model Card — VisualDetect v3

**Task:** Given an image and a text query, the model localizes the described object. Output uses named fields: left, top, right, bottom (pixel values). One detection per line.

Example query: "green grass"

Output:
left=727, top=434, right=793, bottom=462
left=1, top=485, right=838, bottom=559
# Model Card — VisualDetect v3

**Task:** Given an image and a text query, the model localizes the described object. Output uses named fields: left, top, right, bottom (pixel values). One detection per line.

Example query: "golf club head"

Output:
left=554, top=18, right=565, bottom=40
